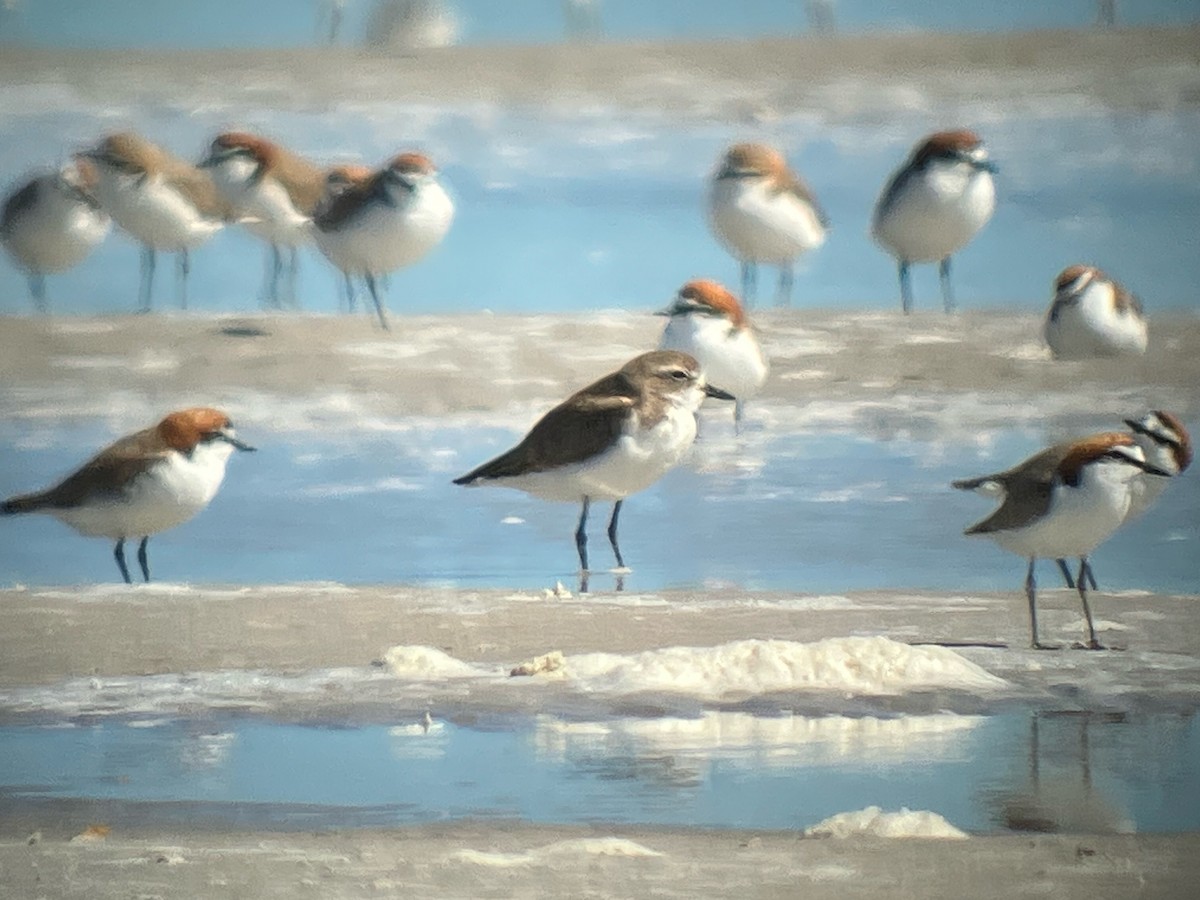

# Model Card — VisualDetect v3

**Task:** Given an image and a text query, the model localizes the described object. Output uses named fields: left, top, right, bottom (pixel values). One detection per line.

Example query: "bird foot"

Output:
left=1031, top=642, right=1062, bottom=651
left=1072, top=640, right=1108, bottom=651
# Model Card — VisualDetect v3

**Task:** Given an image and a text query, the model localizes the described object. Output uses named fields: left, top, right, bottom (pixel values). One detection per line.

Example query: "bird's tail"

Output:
left=2, top=492, right=49, bottom=515
left=951, top=476, right=1004, bottom=498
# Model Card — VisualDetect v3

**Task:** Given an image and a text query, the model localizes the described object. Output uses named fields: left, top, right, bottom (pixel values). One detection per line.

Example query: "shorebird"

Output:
left=708, top=142, right=828, bottom=307
left=1, top=159, right=110, bottom=311
left=657, top=278, right=768, bottom=427
left=200, top=131, right=325, bottom=309
left=1044, top=265, right=1147, bottom=359
left=2, top=408, right=255, bottom=583
left=953, top=432, right=1169, bottom=650
left=1051, top=411, right=1189, bottom=591
left=81, top=132, right=227, bottom=311
left=312, top=151, right=454, bottom=329
left=872, top=129, right=996, bottom=313
left=314, top=163, right=374, bottom=314
left=453, top=350, right=733, bottom=582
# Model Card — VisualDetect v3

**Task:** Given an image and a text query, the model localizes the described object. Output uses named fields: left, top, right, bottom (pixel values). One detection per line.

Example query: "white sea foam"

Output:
left=381, top=645, right=494, bottom=680
left=450, top=838, right=663, bottom=868
left=804, top=807, right=969, bottom=840
left=560, top=637, right=1007, bottom=699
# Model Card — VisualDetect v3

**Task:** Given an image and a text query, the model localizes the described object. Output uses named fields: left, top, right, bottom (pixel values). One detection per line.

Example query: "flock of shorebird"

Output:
left=0, top=125, right=1186, bottom=650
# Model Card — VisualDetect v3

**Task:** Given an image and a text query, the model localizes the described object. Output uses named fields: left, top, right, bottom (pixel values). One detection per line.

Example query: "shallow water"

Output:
left=2, top=416, right=1196, bottom=593
left=1, top=710, right=1197, bottom=833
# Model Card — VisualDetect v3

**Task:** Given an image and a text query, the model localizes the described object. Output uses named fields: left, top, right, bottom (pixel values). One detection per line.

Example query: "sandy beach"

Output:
left=2, top=21, right=1200, bottom=898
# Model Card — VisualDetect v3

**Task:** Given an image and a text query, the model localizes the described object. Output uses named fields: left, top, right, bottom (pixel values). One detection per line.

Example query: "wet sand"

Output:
left=2, top=26, right=1199, bottom=117
left=0, top=312, right=1196, bottom=427
left=1, top=583, right=1198, bottom=897
left=0, top=823, right=1196, bottom=900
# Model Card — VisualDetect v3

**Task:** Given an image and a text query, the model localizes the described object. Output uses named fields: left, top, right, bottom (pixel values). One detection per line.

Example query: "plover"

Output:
left=313, top=151, right=454, bottom=329
left=708, top=142, right=828, bottom=307
left=872, top=129, right=996, bottom=313
left=953, top=432, right=1168, bottom=649
left=453, top=350, right=733, bottom=581
left=1044, top=265, right=1147, bottom=359
left=2, top=408, right=255, bottom=583
left=1, top=159, right=110, bottom=311
left=657, top=278, right=768, bottom=427
left=81, top=132, right=227, bottom=311
left=200, top=131, right=325, bottom=309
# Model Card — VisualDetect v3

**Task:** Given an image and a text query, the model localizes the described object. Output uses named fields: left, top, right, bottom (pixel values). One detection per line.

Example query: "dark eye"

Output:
left=670, top=369, right=689, bottom=381
left=201, top=431, right=221, bottom=443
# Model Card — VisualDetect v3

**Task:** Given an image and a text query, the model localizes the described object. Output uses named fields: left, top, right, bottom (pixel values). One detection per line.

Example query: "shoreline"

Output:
left=1, top=27, right=1198, bottom=116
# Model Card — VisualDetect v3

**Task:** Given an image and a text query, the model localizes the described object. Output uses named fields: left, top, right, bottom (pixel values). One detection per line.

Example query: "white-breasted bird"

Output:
left=872, top=129, right=996, bottom=313
left=2, top=407, right=254, bottom=583
left=954, top=432, right=1169, bottom=650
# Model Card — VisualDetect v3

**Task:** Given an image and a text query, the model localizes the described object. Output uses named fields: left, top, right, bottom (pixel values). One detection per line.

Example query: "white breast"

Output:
left=315, top=180, right=454, bottom=276
left=659, top=314, right=768, bottom=401
left=210, top=159, right=312, bottom=246
left=872, top=162, right=995, bottom=263
left=2, top=178, right=109, bottom=273
left=93, top=171, right=222, bottom=251
left=986, top=460, right=1137, bottom=559
left=493, top=403, right=700, bottom=503
left=1044, top=282, right=1148, bottom=359
left=708, top=177, right=826, bottom=264
left=53, top=442, right=235, bottom=540
left=1126, top=434, right=1180, bottom=519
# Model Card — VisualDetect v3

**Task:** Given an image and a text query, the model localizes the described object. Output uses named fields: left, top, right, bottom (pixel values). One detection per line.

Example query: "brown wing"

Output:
left=269, top=149, right=326, bottom=215
left=2, top=428, right=166, bottom=513
left=955, top=443, right=1072, bottom=534
left=162, top=160, right=233, bottom=221
left=454, top=373, right=635, bottom=484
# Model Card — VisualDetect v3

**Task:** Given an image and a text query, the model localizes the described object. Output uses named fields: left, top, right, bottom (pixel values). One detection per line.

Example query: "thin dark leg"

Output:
left=139, top=246, right=156, bottom=312
left=137, top=536, right=150, bottom=583
left=939, top=256, right=955, bottom=313
left=1056, top=558, right=1076, bottom=589
left=898, top=260, right=912, bottom=314
left=776, top=265, right=793, bottom=307
left=265, top=244, right=282, bottom=309
left=1025, top=557, right=1044, bottom=649
left=286, top=246, right=300, bottom=309
left=734, top=399, right=745, bottom=433
left=575, top=497, right=590, bottom=572
left=741, top=261, right=756, bottom=307
left=607, top=500, right=625, bottom=569
left=113, top=538, right=132, bottom=585
left=1082, top=559, right=1098, bottom=591
left=365, top=273, right=390, bottom=330
left=343, top=273, right=357, bottom=313
left=1075, top=557, right=1102, bottom=649
left=29, top=274, right=47, bottom=313
left=177, top=249, right=190, bottom=310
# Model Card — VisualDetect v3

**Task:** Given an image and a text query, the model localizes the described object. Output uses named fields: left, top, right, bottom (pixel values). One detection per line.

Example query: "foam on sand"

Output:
left=450, top=837, right=663, bottom=868
left=561, top=637, right=1007, bottom=699
left=805, top=806, right=969, bottom=840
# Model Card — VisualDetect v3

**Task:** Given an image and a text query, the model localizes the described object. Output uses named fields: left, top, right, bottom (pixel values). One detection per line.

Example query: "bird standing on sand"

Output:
left=2, top=408, right=255, bottom=584
left=1043, top=265, right=1147, bottom=359
left=81, top=132, right=227, bottom=311
left=872, top=129, right=996, bottom=313
left=201, top=131, right=326, bottom=309
left=312, top=152, right=454, bottom=330
left=453, top=350, right=733, bottom=584
left=953, top=432, right=1169, bottom=650
left=708, top=142, right=828, bottom=307
left=1, top=159, right=110, bottom=311
left=657, top=278, right=768, bottom=427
